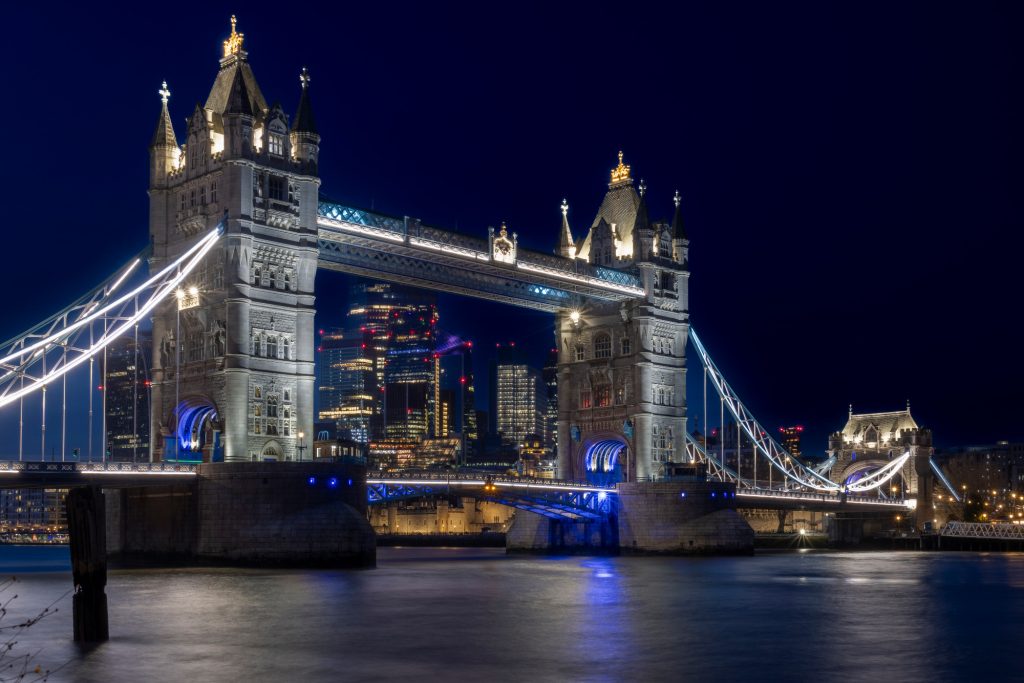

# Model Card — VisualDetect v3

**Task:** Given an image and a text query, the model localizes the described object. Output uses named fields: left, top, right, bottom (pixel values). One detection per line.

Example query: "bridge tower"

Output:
left=555, top=154, right=690, bottom=483
left=148, top=17, right=320, bottom=462
left=827, top=404, right=935, bottom=523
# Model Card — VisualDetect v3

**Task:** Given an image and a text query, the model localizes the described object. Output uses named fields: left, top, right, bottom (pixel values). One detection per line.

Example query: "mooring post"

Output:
left=67, top=486, right=109, bottom=642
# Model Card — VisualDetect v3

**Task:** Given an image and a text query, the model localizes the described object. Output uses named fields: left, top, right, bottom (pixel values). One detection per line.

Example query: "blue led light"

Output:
left=598, top=491, right=607, bottom=502
left=711, top=492, right=716, bottom=498
left=347, top=479, right=353, bottom=486
left=307, top=476, right=316, bottom=486
left=680, top=492, right=686, bottom=499
left=328, top=477, right=338, bottom=488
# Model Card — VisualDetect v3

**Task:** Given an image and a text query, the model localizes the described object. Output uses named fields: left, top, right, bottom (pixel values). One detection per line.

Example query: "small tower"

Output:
left=670, top=190, right=688, bottom=265
left=149, top=82, right=180, bottom=187
left=557, top=199, right=575, bottom=258
left=290, top=67, right=320, bottom=170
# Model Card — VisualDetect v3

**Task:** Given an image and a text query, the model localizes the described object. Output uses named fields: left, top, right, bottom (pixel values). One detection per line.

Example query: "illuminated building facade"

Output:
left=556, top=153, right=690, bottom=483
left=491, top=344, right=543, bottom=445
left=148, top=17, right=318, bottom=461
left=103, top=331, right=152, bottom=462
left=542, top=348, right=558, bottom=457
left=383, top=291, right=438, bottom=441
left=778, top=425, right=804, bottom=458
left=316, top=328, right=374, bottom=442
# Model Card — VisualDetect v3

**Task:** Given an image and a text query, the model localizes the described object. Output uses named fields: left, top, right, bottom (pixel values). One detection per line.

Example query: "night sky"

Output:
left=1, top=2, right=1021, bottom=455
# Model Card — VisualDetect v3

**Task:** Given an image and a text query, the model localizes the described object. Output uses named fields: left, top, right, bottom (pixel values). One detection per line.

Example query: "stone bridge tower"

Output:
left=148, top=17, right=320, bottom=462
left=827, top=404, right=935, bottom=525
left=555, top=154, right=690, bottom=483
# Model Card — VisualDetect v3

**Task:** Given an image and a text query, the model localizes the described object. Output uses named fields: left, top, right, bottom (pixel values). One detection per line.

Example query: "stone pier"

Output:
left=106, top=462, right=375, bottom=568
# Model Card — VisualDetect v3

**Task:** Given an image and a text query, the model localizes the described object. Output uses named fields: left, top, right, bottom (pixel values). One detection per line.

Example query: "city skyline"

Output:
left=0, top=4, right=1020, bottom=456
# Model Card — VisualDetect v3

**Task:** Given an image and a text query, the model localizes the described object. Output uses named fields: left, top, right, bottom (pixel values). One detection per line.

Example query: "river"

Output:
left=2, top=546, right=1022, bottom=682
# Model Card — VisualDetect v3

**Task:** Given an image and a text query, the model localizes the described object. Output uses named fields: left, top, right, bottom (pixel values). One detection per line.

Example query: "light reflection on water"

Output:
left=1, top=547, right=1023, bottom=682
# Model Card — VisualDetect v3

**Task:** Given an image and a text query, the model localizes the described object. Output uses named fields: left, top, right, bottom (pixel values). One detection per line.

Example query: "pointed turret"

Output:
left=224, top=70, right=255, bottom=116
left=671, top=190, right=687, bottom=240
left=290, top=67, right=321, bottom=169
left=149, top=82, right=180, bottom=188
left=292, top=67, right=317, bottom=135
left=558, top=199, right=575, bottom=258
left=632, top=188, right=653, bottom=260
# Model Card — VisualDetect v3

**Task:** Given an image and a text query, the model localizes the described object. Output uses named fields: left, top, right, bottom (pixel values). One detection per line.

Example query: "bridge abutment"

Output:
left=107, top=462, right=375, bottom=568
left=617, top=481, right=753, bottom=555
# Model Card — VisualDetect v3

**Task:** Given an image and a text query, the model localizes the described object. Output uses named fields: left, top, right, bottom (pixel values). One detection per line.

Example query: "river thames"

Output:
left=3, top=546, right=1023, bottom=681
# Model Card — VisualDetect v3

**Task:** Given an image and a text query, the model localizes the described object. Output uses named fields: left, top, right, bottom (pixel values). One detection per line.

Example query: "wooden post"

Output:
left=67, top=487, right=109, bottom=642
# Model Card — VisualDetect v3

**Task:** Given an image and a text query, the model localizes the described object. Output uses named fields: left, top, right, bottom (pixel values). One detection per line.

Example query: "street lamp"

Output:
left=297, top=431, right=307, bottom=461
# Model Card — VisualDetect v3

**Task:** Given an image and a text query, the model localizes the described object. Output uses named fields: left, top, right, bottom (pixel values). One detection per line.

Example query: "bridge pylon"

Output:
left=554, top=154, right=690, bottom=483
left=148, top=17, right=320, bottom=463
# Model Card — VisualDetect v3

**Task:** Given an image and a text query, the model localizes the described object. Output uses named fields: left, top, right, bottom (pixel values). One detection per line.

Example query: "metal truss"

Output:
left=689, top=328, right=841, bottom=492
left=0, top=461, right=198, bottom=475
left=942, top=521, right=1024, bottom=540
left=317, top=200, right=645, bottom=312
left=367, top=475, right=616, bottom=521
left=843, top=451, right=911, bottom=493
left=0, top=223, right=222, bottom=409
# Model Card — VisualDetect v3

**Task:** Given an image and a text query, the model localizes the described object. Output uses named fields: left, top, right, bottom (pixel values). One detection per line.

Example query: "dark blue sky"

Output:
left=1, top=2, right=1021, bottom=455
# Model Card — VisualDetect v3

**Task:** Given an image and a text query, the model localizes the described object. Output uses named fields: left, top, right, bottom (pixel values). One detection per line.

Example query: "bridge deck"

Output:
left=0, top=462, right=197, bottom=489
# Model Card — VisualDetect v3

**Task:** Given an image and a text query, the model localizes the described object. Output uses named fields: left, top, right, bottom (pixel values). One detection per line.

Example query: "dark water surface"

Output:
left=2, top=546, right=1023, bottom=682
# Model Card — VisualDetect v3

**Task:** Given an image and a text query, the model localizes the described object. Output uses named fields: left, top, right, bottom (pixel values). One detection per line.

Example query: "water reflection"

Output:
left=0, top=548, right=1021, bottom=681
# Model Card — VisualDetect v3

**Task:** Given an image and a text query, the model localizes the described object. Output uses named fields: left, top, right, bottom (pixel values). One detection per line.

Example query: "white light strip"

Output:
left=368, top=478, right=615, bottom=494
left=736, top=491, right=910, bottom=508
left=515, top=260, right=645, bottom=296
left=0, top=233, right=220, bottom=408
left=0, top=229, right=221, bottom=366
left=318, top=218, right=406, bottom=242
left=80, top=470, right=197, bottom=476
left=845, top=452, right=912, bottom=493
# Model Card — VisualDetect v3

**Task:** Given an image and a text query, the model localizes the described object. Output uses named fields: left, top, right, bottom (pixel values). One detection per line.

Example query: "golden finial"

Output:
left=223, top=15, right=245, bottom=58
left=610, top=150, right=631, bottom=185
left=499, top=222, right=509, bottom=237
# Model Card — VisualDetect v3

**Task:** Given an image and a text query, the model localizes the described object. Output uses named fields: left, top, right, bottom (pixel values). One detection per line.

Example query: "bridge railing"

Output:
left=942, top=521, right=1024, bottom=540
left=0, top=461, right=199, bottom=474
left=735, top=487, right=909, bottom=506
left=369, top=470, right=616, bottom=491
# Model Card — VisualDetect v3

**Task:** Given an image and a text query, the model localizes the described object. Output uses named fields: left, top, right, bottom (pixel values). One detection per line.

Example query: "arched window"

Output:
left=284, top=271, right=292, bottom=291
left=657, top=388, right=665, bottom=405
left=266, top=336, right=278, bottom=359
left=252, top=264, right=261, bottom=286
left=283, top=337, right=291, bottom=360
left=251, top=333, right=260, bottom=356
left=594, top=333, right=611, bottom=359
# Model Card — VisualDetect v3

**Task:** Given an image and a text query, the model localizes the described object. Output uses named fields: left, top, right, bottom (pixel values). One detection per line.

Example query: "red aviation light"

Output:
left=460, top=377, right=467, bottom=384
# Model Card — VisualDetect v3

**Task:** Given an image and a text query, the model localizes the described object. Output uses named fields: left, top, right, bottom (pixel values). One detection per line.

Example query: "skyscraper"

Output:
left=542, top=347, right=558, bottom=457
left=490, top=344, right=542, bottom=446
left=779, top=425, right=804, bottom=458
left=104, top=331, right=152, bottom=462
left=317, top=328, right=374, bottom=443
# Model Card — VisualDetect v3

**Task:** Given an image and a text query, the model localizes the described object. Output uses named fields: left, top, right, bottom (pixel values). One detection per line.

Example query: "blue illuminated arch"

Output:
left=174, top=396, right=219, bottom=461
left=583, top=438, right=626, bottom=486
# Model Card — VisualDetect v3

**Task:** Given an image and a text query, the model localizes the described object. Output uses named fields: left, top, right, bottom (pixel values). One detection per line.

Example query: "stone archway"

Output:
left=576, top=433, right=629, bottom=486
left=171, top=395, right=220, bottom=462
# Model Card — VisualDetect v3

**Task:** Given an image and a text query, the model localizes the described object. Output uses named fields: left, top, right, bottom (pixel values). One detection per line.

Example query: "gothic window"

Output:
left=252, top=333, right=262, bottom=356
left=654, top=338, right=662, bottom=354
left=200, top=185, right=207, bottom=205
left=188, top=333, right=203, bottom=362
left=594, top=333, right=611, bottom=359
left=273, top=269, right=283, bottom=289
left=254, top=171, right=264, bottom=198
left=179, top=193, right=186, bottom=211
left=284, top=271, right=292, bottom=291
left=575, top=344, right=585, bottom=362
left=253, top=386, right=262, bottom=399
left=666, top=339, right=673, bottom=355
left=252, top=263, right=261, bottom=286
left=261, top=268, right=270, bottom=287
left=284, top=389, right=291, bottom=402
left=267, top=396, right=278, bottom=419
left=283, top=337, right=291, bottom=360
left=190, top=189, right=196, bottom=207
left=621, top=337, right=631, bottom=355
left=580, top=389, right=592, bottom=410
left=253, top=404, right=262, bottom=417
left=210, top=181, right=218, bottom=204
left=267, top=336, right=278, bottom=359
left=657, top=388, right=665, bottom=405
left=269, top=176, right=286, bottom=200
left=268, top=133, right=285, bottom=157
left=594, top=384, right=610, bottom=408
left=252, top=416, right=261, bottom=434
left=288, top=182, right=296, bottom=203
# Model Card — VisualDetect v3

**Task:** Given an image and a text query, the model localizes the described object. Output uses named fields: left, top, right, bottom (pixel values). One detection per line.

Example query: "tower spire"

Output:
left=223, top=15, right=245, bottom=59
left=150, top=81, right=178, bottom=149
left=671, top=190, right=687, bottom=241
left=292, top=67, right=318, bottom=135
left=558, top=198, right=575, bottom=258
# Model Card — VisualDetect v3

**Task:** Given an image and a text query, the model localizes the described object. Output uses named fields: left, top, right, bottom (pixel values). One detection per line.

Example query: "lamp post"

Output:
left=297, top=431, right=307, bottom=461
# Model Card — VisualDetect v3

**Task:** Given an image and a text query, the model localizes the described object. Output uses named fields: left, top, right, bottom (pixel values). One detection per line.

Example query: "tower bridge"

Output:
left=0, top=16, right=964, bottom=579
